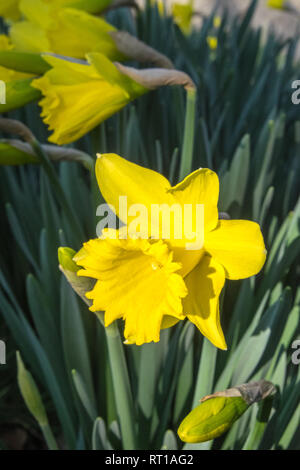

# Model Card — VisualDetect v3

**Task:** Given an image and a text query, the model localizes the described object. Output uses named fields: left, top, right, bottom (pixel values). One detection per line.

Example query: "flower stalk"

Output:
left=58, top=247, right=137, bottom=449
left=179, top=86, right=197, bottom=180
left=102, top=320, right=137, bottom=450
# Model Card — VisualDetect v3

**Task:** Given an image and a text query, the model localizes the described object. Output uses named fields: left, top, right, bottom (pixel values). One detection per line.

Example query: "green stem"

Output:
left=30, top=138, right=85, bottom=246
left=102, top=320, right=137, bottom=450
left=179, top=87, right=197, bottom=181
left=242, top=397, right=274, bottom=450
left=183, top=339, right=217, bottom=450
left=41, top=423, right=59, bottom=450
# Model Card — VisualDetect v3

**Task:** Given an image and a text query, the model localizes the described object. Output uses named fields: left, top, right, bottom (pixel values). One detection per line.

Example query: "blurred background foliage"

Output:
left=0, top=0, right=299, bottom=450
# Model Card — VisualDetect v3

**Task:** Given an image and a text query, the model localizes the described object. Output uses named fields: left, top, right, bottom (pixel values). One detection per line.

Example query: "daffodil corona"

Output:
left=74, top=154, right=266, bottom=348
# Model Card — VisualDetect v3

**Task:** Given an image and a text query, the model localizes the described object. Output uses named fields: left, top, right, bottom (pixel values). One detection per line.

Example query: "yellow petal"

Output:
left=0, top=0, right=21, bottom=21
left=75, top=233, right=187, bottom=345
left=95, top=152, right=176, bottom=225
left=172, top=1, right=193, bottom=35
left=205, top=220, right=267, bottom=280
left=9, top=21, right=50, bottom=54
left=169, top=168, right=219, bottom=233
left=20, top=0, right=53, bottom=28
left=13, top=5, right=122, bottom=60
left=184, top=255, right=227, bottom=350
left=167, top=168, right=219, bottom=275
left=46, top=8, right=122, bottom=61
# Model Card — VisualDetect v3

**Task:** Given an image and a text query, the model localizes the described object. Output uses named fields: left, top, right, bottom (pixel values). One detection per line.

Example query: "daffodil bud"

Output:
left=0, top=78, right=41, bottom=113
left=58, top=246, right=97, bottom=303
left=0, top=138, right=94, bottom=169
left=59, top=246, right=106, bottom=325
left=58, top=247, right=79, bottom=273
left=0, top=142, right=38, bottom=165
left=16, top=351, right=48, bottom=427
left=0, top=50, right=50, bottom=75
left=178, top=380, right=276, bottom=443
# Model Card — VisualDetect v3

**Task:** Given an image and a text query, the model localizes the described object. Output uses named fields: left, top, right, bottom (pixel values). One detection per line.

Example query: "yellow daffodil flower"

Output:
left=213, top=16, right=221, bottom=29
left=207, top=36, right=218, bottom=51
left=74, top=154, right=266, bottom=348
left=31, top=53, right=148, bottom=145
left=0, top=0, right=21, bottom=21
left=10, top=7, right=124, bottom=61
left=172, top=1, right=194, bottom=35
left=267, top=0, right=286, bottom=9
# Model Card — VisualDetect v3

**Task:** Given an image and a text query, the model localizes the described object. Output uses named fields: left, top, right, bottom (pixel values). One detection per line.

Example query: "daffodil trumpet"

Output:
left=70, top=153, right=266, bottom=348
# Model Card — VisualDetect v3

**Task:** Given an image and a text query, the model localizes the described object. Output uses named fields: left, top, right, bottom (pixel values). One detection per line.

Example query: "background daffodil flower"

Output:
left=9, top=7, right=124, bottom=61
left=74, top=153, right=267, bottom=349
left=267, top=0, right=286, bottom=9
left=31, top=53, right=149, bottom=145
left=172, top=1, right=194, bottom=35
left=207, top=36, right=218, bottom=50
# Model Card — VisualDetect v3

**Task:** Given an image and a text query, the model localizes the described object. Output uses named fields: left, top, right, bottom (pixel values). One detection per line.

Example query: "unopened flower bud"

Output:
left=178, top=380, right=276, bottom=443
